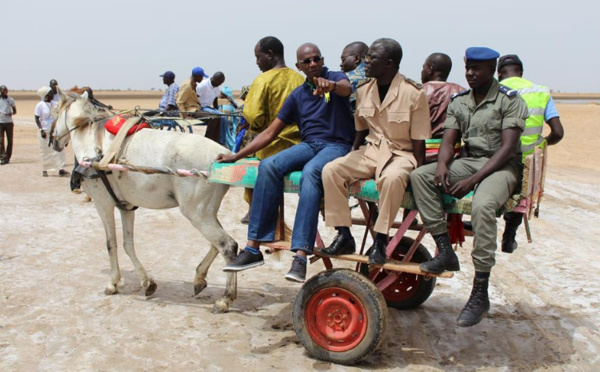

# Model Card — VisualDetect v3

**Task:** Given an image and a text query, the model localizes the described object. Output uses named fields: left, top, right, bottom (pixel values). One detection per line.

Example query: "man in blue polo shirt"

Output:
left=216, top=42, right=355, bottom=282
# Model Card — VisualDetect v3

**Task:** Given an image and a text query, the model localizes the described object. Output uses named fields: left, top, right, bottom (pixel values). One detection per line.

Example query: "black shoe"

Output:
left=502, top=212, right=522, bottom=253
left=457, top=277, right=490, bottom=327
left=223, top=249, right=264, bottom=272
left=368, top=239, right=387, bottom=265
left=0, top=159, right=7, bottom=165
left=285, top=256, right=307, bottom=283
left=59, top=169, right=70, bottom=177
left=240, top=211, right=250, bottom=224
left=42, top=171, right=48, bottom=177
left=419, top=233, right=460, bottom=274
left=317, top=233, right=356, bottom=257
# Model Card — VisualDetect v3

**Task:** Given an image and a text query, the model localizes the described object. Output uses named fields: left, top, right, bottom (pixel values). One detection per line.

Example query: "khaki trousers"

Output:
left=410, top=157, right=521, bottom=272
left=323, top=146, right=414, bottom=234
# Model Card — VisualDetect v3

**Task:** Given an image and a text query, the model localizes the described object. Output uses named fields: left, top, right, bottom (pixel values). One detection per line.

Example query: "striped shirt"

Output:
left=159, top=83, right=180, bottom=110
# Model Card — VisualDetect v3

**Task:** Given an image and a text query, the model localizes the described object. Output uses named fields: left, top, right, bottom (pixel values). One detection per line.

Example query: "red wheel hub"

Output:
left=305, top=287, right=367, bottom=352
left=370, top=270, right=421, bottom=302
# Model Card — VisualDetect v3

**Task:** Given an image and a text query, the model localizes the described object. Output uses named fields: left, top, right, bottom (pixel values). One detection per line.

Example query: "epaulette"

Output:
left=450, top=89, right=471, bottom=100
left=404, top=77, right=423, bottom=89
left=356, top=78, right=372, bottom=89
left=498, top=84, right=518, bottom=97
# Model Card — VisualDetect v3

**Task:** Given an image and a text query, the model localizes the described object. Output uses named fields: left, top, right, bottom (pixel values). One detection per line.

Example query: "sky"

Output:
left=2, top=0, right=599, bottom=93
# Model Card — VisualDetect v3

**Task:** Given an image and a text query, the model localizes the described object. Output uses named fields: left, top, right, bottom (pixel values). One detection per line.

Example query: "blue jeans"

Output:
left=248, top=141, right=350, bottom=254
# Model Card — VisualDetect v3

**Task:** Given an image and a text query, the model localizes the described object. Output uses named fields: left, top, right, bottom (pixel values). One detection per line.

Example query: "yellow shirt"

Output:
left=243, top=67, right=304, bottom=159
left=176, top=78, right=200, bottom=113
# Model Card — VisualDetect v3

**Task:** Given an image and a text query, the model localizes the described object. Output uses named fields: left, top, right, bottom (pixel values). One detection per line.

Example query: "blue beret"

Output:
left=465, top=47, right=500, bottom=61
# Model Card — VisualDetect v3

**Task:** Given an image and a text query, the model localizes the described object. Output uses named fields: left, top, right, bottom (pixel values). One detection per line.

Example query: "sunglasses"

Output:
left=299, top=56, right=323, bottom=65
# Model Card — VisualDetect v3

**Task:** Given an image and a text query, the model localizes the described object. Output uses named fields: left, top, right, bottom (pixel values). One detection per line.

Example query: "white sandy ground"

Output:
left=1, top=103, right=599, bottom=371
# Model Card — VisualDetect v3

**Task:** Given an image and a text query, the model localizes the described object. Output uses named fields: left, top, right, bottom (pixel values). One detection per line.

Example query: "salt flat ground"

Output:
left=0, top=100, right=599, bottom=371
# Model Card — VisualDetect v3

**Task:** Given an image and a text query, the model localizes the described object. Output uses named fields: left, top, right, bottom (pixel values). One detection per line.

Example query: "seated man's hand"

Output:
left=216, top=153, right=237, bottom=163
left=449, top=177, right=476, bottom=199
left=434, top=164, right=450, bottom=193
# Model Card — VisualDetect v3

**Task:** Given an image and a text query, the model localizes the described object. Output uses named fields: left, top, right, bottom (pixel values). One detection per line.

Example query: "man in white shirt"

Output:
left=196, top=72, right=226, bottom=144
left=49, top=79, right=62, bottom=107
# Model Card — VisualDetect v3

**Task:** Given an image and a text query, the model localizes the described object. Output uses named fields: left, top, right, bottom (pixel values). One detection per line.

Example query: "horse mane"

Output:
left=61, top=91, right=111, bottom=129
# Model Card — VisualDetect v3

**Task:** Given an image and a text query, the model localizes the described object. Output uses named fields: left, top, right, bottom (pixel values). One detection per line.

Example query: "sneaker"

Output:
left=285, top=256, right=307, bottom=283
left=42, top=171, right=48, bottom=177
left=223, top=249, right=264, bottom=272
left=59, top=169, right=70, bottom=177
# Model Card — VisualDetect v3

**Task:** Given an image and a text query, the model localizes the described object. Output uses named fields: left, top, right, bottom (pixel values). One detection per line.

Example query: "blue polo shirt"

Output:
left=277, top=66, right=355, bottom=150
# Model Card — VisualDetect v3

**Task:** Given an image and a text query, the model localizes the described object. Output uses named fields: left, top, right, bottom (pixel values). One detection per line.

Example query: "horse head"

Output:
left=52, top=91, right=108, bottom=159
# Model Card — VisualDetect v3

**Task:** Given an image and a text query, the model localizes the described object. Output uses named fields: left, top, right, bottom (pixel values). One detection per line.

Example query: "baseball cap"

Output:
left=160, top=71, right=175, bottom=79
left=498, top=54, right=523, bottom=70
left=465, top=47, right=500, bottom=61
left=192, top=67, right=209, bottom=78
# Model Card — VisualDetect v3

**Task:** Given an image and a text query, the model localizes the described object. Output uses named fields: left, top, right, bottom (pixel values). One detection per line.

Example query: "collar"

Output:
left=305, top=66, right=329, bottom=90
left=467, top=79, right=500, bottom=108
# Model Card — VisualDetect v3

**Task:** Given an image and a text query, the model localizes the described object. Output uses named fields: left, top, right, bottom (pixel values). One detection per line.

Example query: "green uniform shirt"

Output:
left=444, top=79, right=528, bottom=159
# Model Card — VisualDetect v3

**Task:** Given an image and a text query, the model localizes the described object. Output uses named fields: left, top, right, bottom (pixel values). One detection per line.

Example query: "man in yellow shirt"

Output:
left=239, top=36, right=304, bottom=223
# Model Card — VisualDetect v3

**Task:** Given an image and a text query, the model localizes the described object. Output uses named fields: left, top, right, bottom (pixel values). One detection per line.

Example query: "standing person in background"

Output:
left=49, top=79, right=62, bottom=107
left=0, top=85, right=16, bottom=165
left=497, top=54, right=564, bottom=253
left=34, top=86, right=68, bottom=177
left=197, top=72, right=226, bottom=144
left=339, top=41, right=368, bottom=112
left=219, top=86, right=240, bottom=151
left=176, top=67, right=207, bottom=116
left=238, top=36, right=305, bottom=224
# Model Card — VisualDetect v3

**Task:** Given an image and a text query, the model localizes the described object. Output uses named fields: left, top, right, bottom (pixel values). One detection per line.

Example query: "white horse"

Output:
left=52, top=92, right=238, bottom=313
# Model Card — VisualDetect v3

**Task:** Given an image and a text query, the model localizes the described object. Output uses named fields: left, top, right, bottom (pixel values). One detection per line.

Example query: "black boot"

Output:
left=368, top=239, right=387, bottom=265
left=318, top=231, right=356, bottom=257
left=457, top=276, right=490, bottom=327
left=419, top=233, right=460, bottom=274
left=501, top=212, right=522, bottom=253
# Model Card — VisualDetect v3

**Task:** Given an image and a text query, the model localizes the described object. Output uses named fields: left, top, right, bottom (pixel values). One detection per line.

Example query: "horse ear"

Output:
left=81, top=91, right=89, bottom=100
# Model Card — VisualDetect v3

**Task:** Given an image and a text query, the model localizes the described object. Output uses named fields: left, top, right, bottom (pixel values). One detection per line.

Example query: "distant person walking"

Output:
left=34, top=86, right=68, bottom=177
left=0, top=85, right=16, bottom=165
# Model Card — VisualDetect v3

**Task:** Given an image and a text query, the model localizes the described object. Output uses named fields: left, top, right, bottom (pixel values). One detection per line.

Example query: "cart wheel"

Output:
left=293, top=268, right=387, bottom=365
left=359, top=236, right=435, bottom=310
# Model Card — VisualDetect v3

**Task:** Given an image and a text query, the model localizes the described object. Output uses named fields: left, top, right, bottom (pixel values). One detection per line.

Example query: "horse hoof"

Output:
left=144, top=281, right=158, bottom=296
left=212, top=299, right=230, bottom=314
left=105, top=285, right=118, bottom=295
left=194, top=281, right=208, bottom=296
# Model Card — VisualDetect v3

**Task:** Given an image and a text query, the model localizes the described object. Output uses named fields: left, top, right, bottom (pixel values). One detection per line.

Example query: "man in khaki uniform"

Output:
left=176, top=66, right=208, bottom=115
left=319, top=38, right=431, bottom=265
left=410, top=47, right=528, bottom=327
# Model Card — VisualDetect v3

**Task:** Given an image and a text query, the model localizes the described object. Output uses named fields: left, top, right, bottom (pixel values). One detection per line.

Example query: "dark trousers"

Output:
left=0, top=122, right=14, bottom=162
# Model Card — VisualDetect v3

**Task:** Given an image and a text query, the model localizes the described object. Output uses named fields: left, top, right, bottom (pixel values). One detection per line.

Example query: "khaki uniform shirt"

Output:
left=176, top=78, right=200, bottom=113
left=355, top=73, right=431, bottom=174
left=444, top=79, right=528, bottom=160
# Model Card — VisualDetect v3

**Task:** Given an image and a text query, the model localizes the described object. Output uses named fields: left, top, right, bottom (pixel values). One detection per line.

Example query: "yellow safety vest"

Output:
left=500, top=77, right=550, bottom=157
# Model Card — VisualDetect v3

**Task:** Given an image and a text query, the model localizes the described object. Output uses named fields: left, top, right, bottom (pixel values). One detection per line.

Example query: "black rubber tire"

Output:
left=293, top=268, right=388, bottom=365
left=359, top=236, right=436, bottom=310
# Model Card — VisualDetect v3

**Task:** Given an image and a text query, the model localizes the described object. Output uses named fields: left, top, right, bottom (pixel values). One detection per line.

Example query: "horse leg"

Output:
left=92, top=196, right=121, bottom=295
left=194, top=245, right=219, bottom=295
left=120, top=210, right=156, bottom=296
left=180, top=198, right=238, bottom=313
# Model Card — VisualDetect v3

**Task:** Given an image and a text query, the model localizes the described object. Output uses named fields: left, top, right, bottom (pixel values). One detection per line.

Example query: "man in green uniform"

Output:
left=410, top=47, right=529, bottom=327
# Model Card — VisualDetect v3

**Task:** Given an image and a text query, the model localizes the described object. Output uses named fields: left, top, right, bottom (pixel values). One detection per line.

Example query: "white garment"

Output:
left=51, top=92, right=61, bottom=107
left=38, top=130, right=66, bottom=171
left=34, top=101, right=54, bottom=130
left=196, top=79, right=221, bottom=108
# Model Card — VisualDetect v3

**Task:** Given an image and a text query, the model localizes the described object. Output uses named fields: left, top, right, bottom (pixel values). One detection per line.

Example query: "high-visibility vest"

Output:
left=500, top=77, right=550, bottom=156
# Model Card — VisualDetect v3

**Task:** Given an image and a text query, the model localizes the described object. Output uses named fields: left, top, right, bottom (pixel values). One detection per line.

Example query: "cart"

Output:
left=208, top=146, right=547, bottom=364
